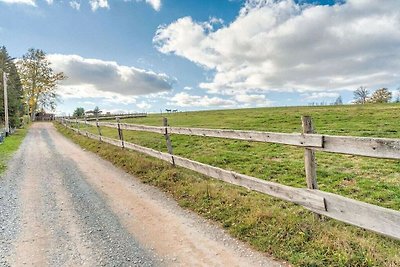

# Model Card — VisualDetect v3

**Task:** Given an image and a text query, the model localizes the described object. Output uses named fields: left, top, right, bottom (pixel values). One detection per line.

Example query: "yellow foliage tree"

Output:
left=17, top=48, right=66, bottom=121
left=368, top=88, right=392, bottom=104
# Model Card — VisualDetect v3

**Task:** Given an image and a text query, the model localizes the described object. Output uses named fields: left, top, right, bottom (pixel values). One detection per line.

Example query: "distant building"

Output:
left=85, top=110, right=103, bottom=117
left=35, top=111, right=55, bottom=121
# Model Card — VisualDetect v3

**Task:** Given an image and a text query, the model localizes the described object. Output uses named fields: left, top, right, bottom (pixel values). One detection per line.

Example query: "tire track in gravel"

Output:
left=1, top=123, right=158, bottom=266
left=10, top=130, right=50, bottom=266
left=46, top=123, right=286, bottom=267
left=0, top=137, right=25, bottom=267
left=1, top=122, right=285, bottom=267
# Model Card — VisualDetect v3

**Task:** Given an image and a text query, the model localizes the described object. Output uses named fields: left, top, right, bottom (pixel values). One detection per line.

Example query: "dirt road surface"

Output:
left=0, top=123, right=285, bottom=267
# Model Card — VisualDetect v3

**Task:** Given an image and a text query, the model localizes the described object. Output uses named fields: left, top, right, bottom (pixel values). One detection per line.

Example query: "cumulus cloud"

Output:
left=145, top=0, right=161, bottom=11
left=89, top=0, right=108, bottom=11
left=154, top=0, right=400, bottom=94
left=48, top=54, right=173, bottom=102
left=136, top=101, right=152, bottom=110
left=0, top=0, right=35, bottom=5
left=69, top=0, right=80, bottom=10
left=303, top=92, right=339, bottom=100
left=130, top=0, right=161, bottom=11
left=168, top=92, right=236, bottom=108
left=57, top=84, right=138, bottom=105
left=234, top=94, right=273, bottom=106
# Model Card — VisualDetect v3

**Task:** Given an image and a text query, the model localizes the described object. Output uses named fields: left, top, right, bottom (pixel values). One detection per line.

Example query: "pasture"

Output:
left=62, top=103, right=400, bottom=266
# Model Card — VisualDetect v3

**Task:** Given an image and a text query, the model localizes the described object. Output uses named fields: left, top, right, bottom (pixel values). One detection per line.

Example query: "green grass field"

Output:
left=61, top=103, right=400, bottom=266
left=0, top=128, right=29, bottom=174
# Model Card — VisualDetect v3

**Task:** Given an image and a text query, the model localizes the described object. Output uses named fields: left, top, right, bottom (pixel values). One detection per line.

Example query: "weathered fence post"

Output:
left=163, top=117, right=175, bottom=166
left=76, top=118, right=80, bottom=134
left=96, top=118, right=102, bottom=142
left=116, top=117, right=125, bottom=148
left=302, top=116, right=321, bottom=219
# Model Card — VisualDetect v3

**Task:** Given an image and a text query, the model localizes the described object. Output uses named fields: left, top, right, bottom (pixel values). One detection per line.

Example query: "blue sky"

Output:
left=1, top=0, right=399, bottom=115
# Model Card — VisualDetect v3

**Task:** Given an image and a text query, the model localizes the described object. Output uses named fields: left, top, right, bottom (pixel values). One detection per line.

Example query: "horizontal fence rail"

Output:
left=77, top=120, right=400, bottom=159
left=60, top=119, right=400, bottom=241
left=60, top=113, right=147, bottom=121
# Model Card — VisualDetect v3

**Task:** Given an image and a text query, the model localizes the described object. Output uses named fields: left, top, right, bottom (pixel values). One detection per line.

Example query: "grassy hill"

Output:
left=62, top=103, right=400, bottom=266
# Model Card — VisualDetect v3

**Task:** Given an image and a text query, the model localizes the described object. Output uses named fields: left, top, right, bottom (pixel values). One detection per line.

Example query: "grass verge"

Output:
left=56, top=122, right=400, bottom=267
left=0, top=127, right=29, bottom=174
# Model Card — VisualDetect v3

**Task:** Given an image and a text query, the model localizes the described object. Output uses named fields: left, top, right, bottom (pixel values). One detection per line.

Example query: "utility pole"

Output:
left=3, top=71, right=9, bottom=136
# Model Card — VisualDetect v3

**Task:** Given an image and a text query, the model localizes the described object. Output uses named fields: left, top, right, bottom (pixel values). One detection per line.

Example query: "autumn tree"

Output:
left=17, top=48, right=66, bottom=121
left=368, top=88, right=392, bottom=103
left=353, top=86, right=369, bottom=104
left=0, top=46, right=24, bottom=128
left=73, top=107, right=85, bottom=117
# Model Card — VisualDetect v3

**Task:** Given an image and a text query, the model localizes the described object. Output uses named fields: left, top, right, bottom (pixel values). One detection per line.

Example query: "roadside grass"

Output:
left=0, top=127, right=29, bottom=174
left=57, top=103, right=400, bottom=266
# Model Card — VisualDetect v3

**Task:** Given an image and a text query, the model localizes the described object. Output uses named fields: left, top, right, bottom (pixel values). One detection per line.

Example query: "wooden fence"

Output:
left=60, top=117, right=400, bottom=241
left=61, top=112, right=147, bottom=121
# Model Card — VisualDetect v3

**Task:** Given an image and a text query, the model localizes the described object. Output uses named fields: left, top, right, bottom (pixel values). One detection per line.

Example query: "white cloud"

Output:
left=48, top=54, right=173, bottom=101
left=154, top=0, right=400, bottom=94
left=137, top=101, right=152, bottom=110
left=69, top=0, right=80, bottom=10
left=145, top=0, right=161, bottom=11
left=57, top=84, right=138, bottom=105
left=303, top=92, right=339, bottom=100
left=0, top=0, right=35, bottom=6
left=183, top=86, right=192, bottom=90
left=89, top=0, right=109, bottom=11
left=234, top=94, right=273, bottom=106
left=168, top=92, right=236, bottom=108
left=79, top=101, right=96, bottom=105
left=130, top=0, right=161, bottom=11
left=45, top=0, right=53, bottom=5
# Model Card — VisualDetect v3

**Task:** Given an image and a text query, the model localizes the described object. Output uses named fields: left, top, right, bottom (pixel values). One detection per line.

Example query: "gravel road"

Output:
left=0, top=123, right=285, bottom=267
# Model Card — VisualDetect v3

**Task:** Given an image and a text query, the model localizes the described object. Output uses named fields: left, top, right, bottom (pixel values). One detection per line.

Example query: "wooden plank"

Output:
left=101, top=136, right=123, bottom=147
left=315, top=135, right=400, bottom=160
left=98, top=122, right=118, bottom=129
left=94, top=122, right=164, bottom=134
left=73, top=125, right=325, bottom=211
left=307, top=190, right=400, bottom=240
left=172, top=155, right=326, bottom=212
left=121, top=123, right=164, bottom=134
left=168, top=127, right=323, bottom=147
left=66, top=120, right=400, bottom=159
left=65, top=125, right=400, bottom=240
left=86, top=113, right=147, bottom=121
left=124, top=142, right=174, bottom=164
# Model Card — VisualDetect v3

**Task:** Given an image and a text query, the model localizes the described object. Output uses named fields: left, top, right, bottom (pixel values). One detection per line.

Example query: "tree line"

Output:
left=309, top=87, right=399, bottom=106
left=1, top=46, right=65, bottom=129
left=353, top=86, right=398, bottom=104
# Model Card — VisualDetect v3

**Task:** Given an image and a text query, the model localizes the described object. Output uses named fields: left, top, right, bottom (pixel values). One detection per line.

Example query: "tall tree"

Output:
left=17, top=48, right=66, bottom=121
left=353, top=86, right=369, bottom=104
left=368, top=88, right=392, bottom=103
left=0, top=46, right=24, bottom=128
left=73, top=107, right=85, bottom=117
